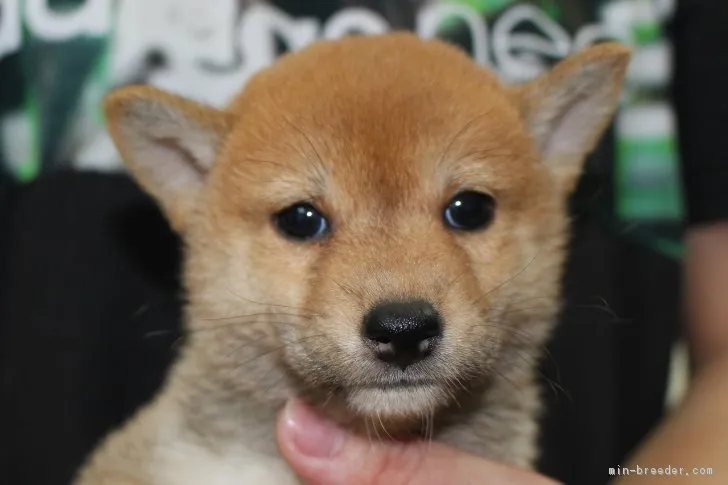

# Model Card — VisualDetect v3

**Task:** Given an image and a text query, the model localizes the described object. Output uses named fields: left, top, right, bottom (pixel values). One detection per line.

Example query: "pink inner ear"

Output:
left=120, top=124, right=216, bottom=195
left=144, top=136, right=209, bottom=192
left=542, top=91, right=608, bottom=160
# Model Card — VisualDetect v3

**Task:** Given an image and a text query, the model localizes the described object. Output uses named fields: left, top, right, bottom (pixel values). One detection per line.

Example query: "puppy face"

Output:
left=105, top=34, right=629, bottom=428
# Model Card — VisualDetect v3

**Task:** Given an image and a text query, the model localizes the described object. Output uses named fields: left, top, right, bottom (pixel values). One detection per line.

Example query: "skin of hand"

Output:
left=612, top=354, right=728, bottom=484
left=276, top=399, right=561, bottom=485
left=613, top=224, right=728, bottom=484
left=683, top=224, right=728, bottom=368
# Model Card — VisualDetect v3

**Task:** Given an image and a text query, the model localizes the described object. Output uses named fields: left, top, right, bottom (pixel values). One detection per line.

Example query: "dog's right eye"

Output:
left=274, top=203, right=330, bottom=241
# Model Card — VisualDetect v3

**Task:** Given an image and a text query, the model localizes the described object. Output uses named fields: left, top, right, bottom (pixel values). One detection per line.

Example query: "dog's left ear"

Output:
left=511, top=43, right=631, bottom=193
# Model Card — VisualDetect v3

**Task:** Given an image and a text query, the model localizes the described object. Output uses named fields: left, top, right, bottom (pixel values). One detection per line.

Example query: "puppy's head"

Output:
left=105, top=34, right=629, bottom=429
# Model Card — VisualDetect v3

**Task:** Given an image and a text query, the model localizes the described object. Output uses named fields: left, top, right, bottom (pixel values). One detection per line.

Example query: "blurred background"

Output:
left=0, top=1, right=708, bottom=484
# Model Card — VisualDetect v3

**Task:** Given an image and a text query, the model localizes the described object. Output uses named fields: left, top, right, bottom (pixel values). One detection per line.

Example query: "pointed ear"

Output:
left=104, top=86, right=235, bottom=232
left=510, top=43, right=631, bottom=193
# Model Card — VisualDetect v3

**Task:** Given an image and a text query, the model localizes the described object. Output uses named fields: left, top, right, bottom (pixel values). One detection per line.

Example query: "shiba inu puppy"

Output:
left=74, top=33, right=630, bottom=484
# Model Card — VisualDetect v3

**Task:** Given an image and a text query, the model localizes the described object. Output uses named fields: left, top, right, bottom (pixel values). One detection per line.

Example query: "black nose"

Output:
left=363, top=300, right=442, bottom=370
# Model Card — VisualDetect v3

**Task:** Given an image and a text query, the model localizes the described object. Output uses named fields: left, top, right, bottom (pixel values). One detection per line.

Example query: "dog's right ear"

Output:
left=104, top=86, right=235, bottom=233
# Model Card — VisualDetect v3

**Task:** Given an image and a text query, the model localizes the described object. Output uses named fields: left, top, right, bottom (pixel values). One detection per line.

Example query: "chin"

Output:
left=345, top=383, right=448, bottom=419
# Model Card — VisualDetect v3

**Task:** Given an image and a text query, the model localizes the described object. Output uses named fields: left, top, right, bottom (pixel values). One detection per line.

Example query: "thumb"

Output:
left=276, top=399, right=560, bottom=485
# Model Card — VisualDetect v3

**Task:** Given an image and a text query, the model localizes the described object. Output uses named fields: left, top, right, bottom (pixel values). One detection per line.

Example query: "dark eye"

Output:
left=443, top=191, right=496, bottom=231
left=274, top=203, right=330, bottom=241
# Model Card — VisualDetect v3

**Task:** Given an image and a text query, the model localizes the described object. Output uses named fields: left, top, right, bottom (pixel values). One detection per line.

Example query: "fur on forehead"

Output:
left=227, top=32, right=505, bottom=117
left=215, top=34, right=540, bottom=207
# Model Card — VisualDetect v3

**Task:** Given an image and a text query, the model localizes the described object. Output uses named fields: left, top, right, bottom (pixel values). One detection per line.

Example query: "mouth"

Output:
left=344, top=380, right=447, bottom=418
left=354, top=378, right=438, bottom=390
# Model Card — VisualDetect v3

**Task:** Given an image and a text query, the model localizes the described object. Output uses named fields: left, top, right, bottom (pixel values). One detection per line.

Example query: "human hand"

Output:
left=276, top=399, right=561, bottom=485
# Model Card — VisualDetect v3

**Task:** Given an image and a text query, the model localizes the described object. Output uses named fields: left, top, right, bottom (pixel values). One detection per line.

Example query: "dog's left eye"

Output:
left=274, top=203, right=330, bottom=241
left=443, top=191, right=496, bottom=232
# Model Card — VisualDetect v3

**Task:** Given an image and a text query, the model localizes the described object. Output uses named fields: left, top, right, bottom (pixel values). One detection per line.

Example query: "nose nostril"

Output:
left=362, top=300, right=443, bottom=369
left=419, top=323, right=441, bottom=340
left=372, top=335, right=392, bottom=344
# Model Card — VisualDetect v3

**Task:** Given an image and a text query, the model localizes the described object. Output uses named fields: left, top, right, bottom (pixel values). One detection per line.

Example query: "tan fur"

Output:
left=75, top=33, right=630, bottom=484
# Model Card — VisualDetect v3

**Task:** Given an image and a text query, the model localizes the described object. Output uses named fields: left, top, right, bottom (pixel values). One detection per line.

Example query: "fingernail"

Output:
left=282, top=399, right=346, bottom=458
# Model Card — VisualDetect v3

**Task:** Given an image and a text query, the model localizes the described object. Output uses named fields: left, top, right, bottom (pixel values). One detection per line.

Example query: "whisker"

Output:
left=486, top=302, right=631, bottom=326
left=477, top=328, right=571, bottom=403
left=201, top=310, right=316, bottom=321
left=429, top=411, right=435, bottom=447
left=223, top=285, right=320, bottom=316
left=199, top=312, right=315, bottom=326
left=184, top=318, right=309, bottom=336
left=469, top=322, right=560, bottom=371
left=508, top=346, right=572, bottom=402
left=281, top=116, right=329, bottom=186
left=456, top=149, right=542, bottom=165
left=364, top=415, right=373, bottom=444
left=228, top=333, right=330, bottom=370
left=473, top=251, right=542, bottom=307
left=240, top=157, right=290, bottom=171
left=437, top=112, right=491, bottom=168
left=423, top=412, right=434, bottom=451
left=489, top=366, right=526, bottom=396
left=321, top=389, right=335, bottom=408
left=143, top=330, right=178, bottom=339
left=332, top=277, right=363, bottom=299
left=443, top=376, right=464, bottom=408
left=542, top=373, right=571, bottom=402
left=440, top=268, right=471, bottom=302
left=370, top=415, right=382, bottom=443
left=258, top=370, right=291, bottom=399
left=377, top=412, right=394, bottom=441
